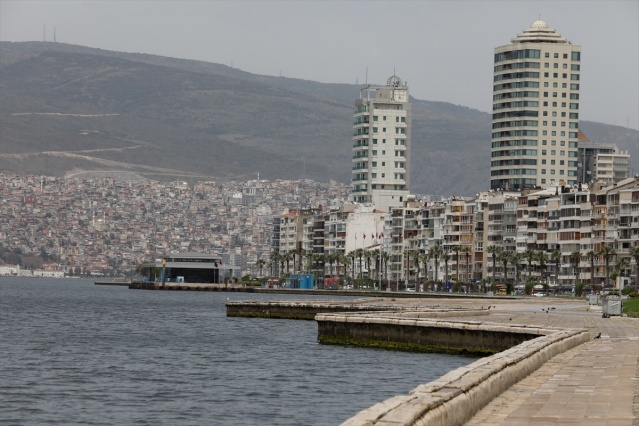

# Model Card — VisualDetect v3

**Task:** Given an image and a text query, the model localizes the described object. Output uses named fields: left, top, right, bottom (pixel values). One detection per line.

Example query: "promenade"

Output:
left=465, top=302, right=639, bottom=426
left=317, top=296, right=638, bottom=425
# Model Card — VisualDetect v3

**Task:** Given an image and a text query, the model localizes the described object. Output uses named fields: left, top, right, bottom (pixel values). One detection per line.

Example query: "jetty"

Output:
left=227, top=296, right=638, bottom=425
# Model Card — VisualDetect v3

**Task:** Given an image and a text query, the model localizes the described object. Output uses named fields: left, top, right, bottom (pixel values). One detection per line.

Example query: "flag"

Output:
left=371, top=234, right=374, bottom=239
left=379, top=232, right=384, bottom=238
left=363, top=233, right=366, bottom=239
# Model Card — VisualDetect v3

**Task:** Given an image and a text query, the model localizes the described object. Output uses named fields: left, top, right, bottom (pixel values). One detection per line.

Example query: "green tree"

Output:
left=551, top=249, right=562, bottom=288
left=524, top=249, right=537, bottom=281
left=256, top=258, right=266, bottom=277
left=629, top=247, right=639, bottom=287
left=429, top=244, right=443, bottom=283
left=536, top=251, right=549, bottom=287
left=598, top=244, right=617, bottom=291
left=460, top=246, right=472, bottom=284
left=586, top=250, right=597, bottom=291
left=570, top=251, right=582, bottom=289
left=452, top=245, right=461, bottom=282
left=487, top=245, right=501, bottom=283
left=442, top=252, right=451, bottom=285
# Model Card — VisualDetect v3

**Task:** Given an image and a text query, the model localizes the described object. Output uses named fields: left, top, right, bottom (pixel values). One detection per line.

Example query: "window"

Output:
left=383, top=116, right=386, bottom=121
left=542, top=169, right=547, bottom=174
left=571, top=74, right=580, bottom=80
left=553, top=82, right=558, bottom=88
left=562, top=73, right=567, bottom=78
left=563, top=64, right=567, bottom=69
left=563, top=53, right=568, bottom=59
left=372, top=150, right=378, bottom=155
left=372, top=161, right=377, bottom=167
left=373, top=127, right=378, bottom=133
left=373, top=116, right=378, bottom=121
left=543, top=121, right=548, bottom=126
left=545, top=52, right=550, bottom=58
left=542, top=130, right=547, bottom=136
left=396, top=117, right=399, bottom=122
left=543, top=101, right=548, bottom=106
left=571, top=64, right=580, bottom=70
left=560, top=160, right=565, bottom=165
left=383, top=128, right=386, bottom=132
left=552, top=102, right=557, bottom=107
left=551, top=140, right=556, bottom=146
left=383, top=139, right=386, bottom=143
left=381, top=162, right=385, bottom=166
left=542, top=159, right=546, bottom=164
left=381, top=173, right=385, bottom=178
left=382, top=150, right=386, bottom=155
left=560, top=150, right=565, bottom=156
left=562, top=82, right=567, bottom=88
left=560, top=141, right=566, bottom=146
left=542, top=140, right=547, bottom=145
left=544, top=72, right=549, bottom=77
left=551, top=150, right=556, bottom=155
left=542, top=150, right=547, bottom=155
left=371, top=173, right=377, bottom=178
left=571, top=52, right=580, bottom=61
left=373, top=139, right=378, bottom=144
left=562, top=93, right=567, bottom=98
left=570, top=103, right=579, bottom=109
left=569, top=122, right=578, bottom=128
left=570, top=93, right=579, bottom=99
left=544, top=63, right=550, bottom=68
left=551, top=131, right=557, bottom=136
left=554, top=53, right=558, bottom=58
left=560, top=170, right=565, bottom=175
left=543, top=111, right=548, bottom=116
left=554, top=63, right=558, bottom=68
left=552, top=111, right=557, bottom=117
left=552, top=121, right=557, bottom=126
left=553, top=92, right=557, bottom=97
left=551, top=160, right=555, bottom=165
left=544, top=92, right=548, bottom=97
left=569, top=113, right=578, bottom=119
left=553, top=73, right=558, bottom=78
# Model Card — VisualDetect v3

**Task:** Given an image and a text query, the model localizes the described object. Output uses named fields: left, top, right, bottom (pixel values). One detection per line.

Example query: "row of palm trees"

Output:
left=255, top=245, right=639, bottom=291
left=486, top=244, right=639, bottom=290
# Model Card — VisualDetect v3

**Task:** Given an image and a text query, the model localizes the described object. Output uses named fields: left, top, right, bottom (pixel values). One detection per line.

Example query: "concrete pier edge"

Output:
left=337, top=319, right=590, bottom=426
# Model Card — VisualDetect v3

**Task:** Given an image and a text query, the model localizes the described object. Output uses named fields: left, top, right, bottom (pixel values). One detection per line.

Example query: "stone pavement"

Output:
left=464, top=305, right=639, bottom=426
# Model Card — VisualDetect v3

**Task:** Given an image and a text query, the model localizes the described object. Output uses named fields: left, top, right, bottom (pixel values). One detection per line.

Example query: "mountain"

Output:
left=1, top=41, right=637, bottom=196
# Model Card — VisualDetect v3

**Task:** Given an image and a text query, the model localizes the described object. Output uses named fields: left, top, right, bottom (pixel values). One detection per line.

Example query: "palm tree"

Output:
left=381, top=251, right=390, bottom=289
left=347, top=250, right=356, bottom=285
left=429, top=244, right=443, bottom=283
left=487, top=245, right=501, bottom=284
left=510, top=252, right=523, bottom=290
left=364, top=250, right=372, bottom=279
left=355, top=248, right=365, bottom=279
left=524, top=249, right=536, bottom=282
left=305, top=252, right=313, bottom=274
left=288, top=248, right=299, bottom=273
left=442, top=252, right=451, bottom=287
left=598, top=244, right=616, bottom=291
left=419, top=252, right=430, bottom=290
left=256, top=258, right=266, bottom=277
left=452, top=245, right=461, bottom=282
left=586, top=250, right=597, bottom=292
left=536, top=251, right=549, bottom=289
left=551, top=249, right=562, bottom=289
left=497, top=249, right=510, bottom=283
left=570, top=251, right=581, bottom=289
left=269, top=252, right=280, bottom=277
left=460, top=246, right=472, bottom=283
left=326, top=252, right=337, bottom=278
left=616, top=257, right=629, bottom=283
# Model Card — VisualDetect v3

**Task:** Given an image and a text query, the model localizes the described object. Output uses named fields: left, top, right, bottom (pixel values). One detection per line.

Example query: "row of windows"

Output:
left=540, top=111, right=578, bottom=120
left=368, top=172, right=405, bottom=180
left=494, top=49, right=541, bottom=63
left=491, top=150, right=538, bottom=158
left=494, top=62, right=540, bottom=72
left=370, top=184, right=406, bottom=191
left=541, top=92, right=579, bottom=99
left=539, top=159, right=578, bottom=167
left=491, top=159, right=538, bottom=166
left=370, top=161, right=405, bottom=168
left=493, top=101, right=539, bottom=110
left=493, top=110, right=539, bottom=119
left=492, top=139, right=538, bottom=148
left=372, top=127, right=406, bottom=134
left=369, top=150, right=406, bottom=157
left=493, top=91, right=539, bottom=100
left=492, top=130, right=538, bottom=138
left=494, top=72, right=539, bottom=82
left=491, top=168, right=537, bottom=176
left=540, top=101, right=578, bottom=109
left=372, top=138, right=406, bottom=145
left=492, top=120, right=539, bottom=129
left=372, top=115, right=406, bottom=123
left=493, top=81, right=539, bottom=91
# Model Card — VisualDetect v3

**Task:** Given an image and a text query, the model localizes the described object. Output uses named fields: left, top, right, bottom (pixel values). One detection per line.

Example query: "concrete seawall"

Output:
left=329, top=313, right=589, bottom=425
left=225, top=298, right=605, bottom=425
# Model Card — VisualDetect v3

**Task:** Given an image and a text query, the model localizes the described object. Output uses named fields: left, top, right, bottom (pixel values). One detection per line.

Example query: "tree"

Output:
left=551, top=249, right=562, bottom=288
left=497, top=249, right=510, bottom=283
left=452, top=245, right=461, bottom=282
left=616, top=257, right=629, bottom=280
left=326, top=252, right=337, bottom=278
left=370, top=249, right=380, bottom=285
left=418, top=252, right=430, bottom=290
left=347, top=250, right=356, bottom=285
left=429, top=244, right=443, bottom=283
left=569, top=251, right=581, bottom=291
left=487, top=245, right=501, bottom=284
left=510, top=252, right=523, bottom=290
left=460, top=246, right=472, bottom=284
left=355, top=248, right=365, bottom=279
left=598, top=244, right=616, bottom=291
left=256, top=258, right=266, bottom=277
left=442, top=252, right=451, bottom=286
left=535, top=251, right=549, bottom=288
left=524, top=249, right=536, bottom=281
left=381, top=251, right=390, bottom=289
left=586, top=250, right=597, bottom=291
left=288, top=248, right=299, bottom=273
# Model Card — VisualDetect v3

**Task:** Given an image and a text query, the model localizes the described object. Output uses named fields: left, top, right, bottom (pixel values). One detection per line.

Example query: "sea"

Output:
left=0, top=277, right=474, bottom=426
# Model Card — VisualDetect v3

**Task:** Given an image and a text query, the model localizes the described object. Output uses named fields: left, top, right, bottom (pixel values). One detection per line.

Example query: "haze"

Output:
left=1, top=0, right=638, bottom=130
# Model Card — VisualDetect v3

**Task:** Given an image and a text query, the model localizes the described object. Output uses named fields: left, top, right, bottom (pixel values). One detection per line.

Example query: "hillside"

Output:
left=1, top=41, right=637, bottom=196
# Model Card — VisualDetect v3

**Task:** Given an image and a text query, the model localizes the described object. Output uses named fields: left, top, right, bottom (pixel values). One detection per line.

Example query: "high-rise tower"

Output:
left=352, top=75, right=411, bottom=211
left=491, top=20, right=581, bottom=191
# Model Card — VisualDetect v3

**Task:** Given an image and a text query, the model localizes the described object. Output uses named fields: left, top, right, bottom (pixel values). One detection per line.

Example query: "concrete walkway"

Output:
left=465, top=308, right=639, bottom=426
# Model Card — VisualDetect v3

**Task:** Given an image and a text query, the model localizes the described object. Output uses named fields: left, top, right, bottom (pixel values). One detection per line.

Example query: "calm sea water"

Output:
left=0, top=277, right=474, bottom=425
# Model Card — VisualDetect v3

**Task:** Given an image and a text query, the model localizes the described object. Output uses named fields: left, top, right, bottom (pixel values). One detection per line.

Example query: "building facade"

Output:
left=491, top=20, right=582, bottom=191
left=352, top=75, right=411, bottom=211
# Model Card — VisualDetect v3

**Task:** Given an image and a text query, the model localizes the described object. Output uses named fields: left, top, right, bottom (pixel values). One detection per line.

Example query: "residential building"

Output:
left=352, top=75, right=411, bottom=211
left=492, top=20, right=581, bottom=191
left=577, top=131, right=630, bottom=185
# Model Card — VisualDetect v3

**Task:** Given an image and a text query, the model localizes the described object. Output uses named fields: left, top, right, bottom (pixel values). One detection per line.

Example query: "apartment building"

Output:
left=492, top=20, right=581, bottom=191
left=352, top=75, right=411, bottom=211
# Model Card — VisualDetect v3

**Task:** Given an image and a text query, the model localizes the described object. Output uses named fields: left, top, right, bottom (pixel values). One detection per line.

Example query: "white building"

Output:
left=352, top=75, right=412, bottom=212
left=492, top=20, right=581, bottom=191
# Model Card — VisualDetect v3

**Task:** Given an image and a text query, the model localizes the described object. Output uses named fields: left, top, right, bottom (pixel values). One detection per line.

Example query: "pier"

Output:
left=227, top=296, right=638, bottom=425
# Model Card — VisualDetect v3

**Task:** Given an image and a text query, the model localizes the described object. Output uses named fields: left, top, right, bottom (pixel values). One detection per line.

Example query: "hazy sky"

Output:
left=1, top=0, right=638, bottom=130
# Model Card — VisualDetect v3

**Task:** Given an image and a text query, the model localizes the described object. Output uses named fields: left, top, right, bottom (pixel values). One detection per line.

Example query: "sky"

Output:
left=1, top=0, right=638, bottom=130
